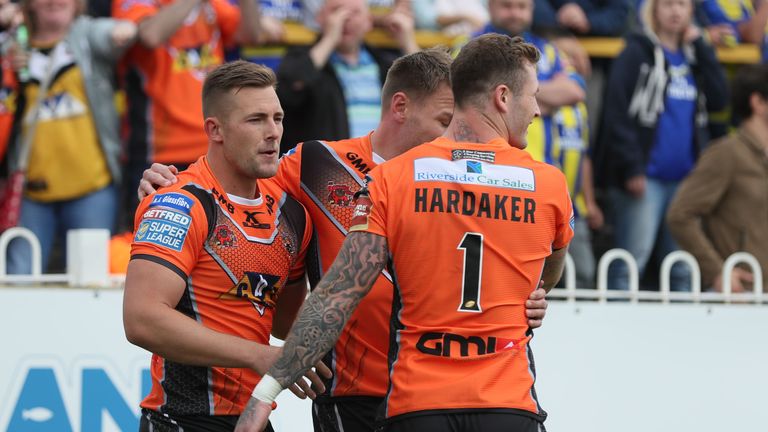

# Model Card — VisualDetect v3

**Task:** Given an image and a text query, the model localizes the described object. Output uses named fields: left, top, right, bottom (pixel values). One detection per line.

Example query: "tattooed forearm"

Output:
left=268, top=232, right=388, bottom=388
left=453, top=119, right=482, bottom=143
left=540, top=246, right=568, bottom=292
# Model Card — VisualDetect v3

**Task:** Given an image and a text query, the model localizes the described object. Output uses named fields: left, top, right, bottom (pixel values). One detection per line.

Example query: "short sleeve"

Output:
left=211, top=0, right=241, bottom=47
left=287, top=205, right=313, bottom=282
left=112, top=0, right=158, bottom=23
left=273, top=144, right=303, bottom=199
left=553, top=174, right=575, bottom=250
left=349, top=166, right=387, bottom=237
left=130, top=190, right=208, bottom=280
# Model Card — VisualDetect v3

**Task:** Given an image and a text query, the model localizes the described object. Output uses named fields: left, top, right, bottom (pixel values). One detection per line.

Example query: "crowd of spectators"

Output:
left=0, top=0, right=765, bottom=291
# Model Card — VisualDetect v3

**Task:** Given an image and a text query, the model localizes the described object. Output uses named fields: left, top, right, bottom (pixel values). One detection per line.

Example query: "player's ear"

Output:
left=204, top=117, right=224, bottom=144
left=390, top=92, right=409, bottom=123
left=493, top=84, right=510, bottom=114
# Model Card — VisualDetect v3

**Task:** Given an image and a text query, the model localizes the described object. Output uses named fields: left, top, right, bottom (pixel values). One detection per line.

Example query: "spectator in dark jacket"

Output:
left=594, top=0, right=728, bottom=291
left=277, top=0, right=418, bottom=152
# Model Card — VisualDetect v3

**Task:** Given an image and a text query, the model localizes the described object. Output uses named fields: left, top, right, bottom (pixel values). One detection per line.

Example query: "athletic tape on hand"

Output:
left=251, top=374, right=283, bottom=405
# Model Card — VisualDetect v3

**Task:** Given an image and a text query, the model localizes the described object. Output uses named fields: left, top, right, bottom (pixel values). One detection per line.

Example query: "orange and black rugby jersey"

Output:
left=131, top=156, right=312, bottom=416
left=113, top=0, right=240, bottom=164
left=272, top=134, right=391, bottom=398
left=350, top=137, right=574, bottom=421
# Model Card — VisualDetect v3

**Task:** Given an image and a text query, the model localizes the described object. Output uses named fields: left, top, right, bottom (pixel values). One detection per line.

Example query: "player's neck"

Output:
left=370, top=124, right=398, bottom=161
left=444, top=109, right=504, bottom=144
left=207, top=154, right=260, bottom=200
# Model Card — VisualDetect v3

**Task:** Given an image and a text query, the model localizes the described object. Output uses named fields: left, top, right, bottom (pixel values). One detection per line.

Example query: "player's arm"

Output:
left=271, top=275, right=309, bottom=340
left=540, top=246, right=568, bottom=292
left=123, top=258, right=280, bottom=372
left=236, top=231, right=389, bottom=431
left=124, top=258, right=329, bottom=398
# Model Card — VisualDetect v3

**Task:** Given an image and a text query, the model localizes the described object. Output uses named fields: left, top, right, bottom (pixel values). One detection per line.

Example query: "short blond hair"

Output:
left=202, top=60, right=277, bottom=118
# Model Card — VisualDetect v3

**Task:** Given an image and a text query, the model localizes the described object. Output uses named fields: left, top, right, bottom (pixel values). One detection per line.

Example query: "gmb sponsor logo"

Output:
left=346, top=152, right=372, bottom=175
left=416, top=332, right=524, bottom=358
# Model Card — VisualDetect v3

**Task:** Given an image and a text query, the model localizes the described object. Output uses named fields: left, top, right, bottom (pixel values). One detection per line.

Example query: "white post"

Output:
left=722, top=252, right=764, bottom=303
left=0, top=227, right=42, bottom=276
left=597, top=248, right=639, bottom=303
left=564, top=253, right=577, bottom=302
left=659, top=251, right=701, bottom=303
left=67, top=229, right=110, bottom=287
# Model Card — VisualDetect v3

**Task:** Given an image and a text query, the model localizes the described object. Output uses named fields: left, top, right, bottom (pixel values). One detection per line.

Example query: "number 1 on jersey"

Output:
left=457, top=232, right=483, bottom=312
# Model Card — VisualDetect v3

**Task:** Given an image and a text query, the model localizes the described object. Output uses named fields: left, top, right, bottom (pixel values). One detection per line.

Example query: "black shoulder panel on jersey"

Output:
left=279, top=193, right=308, bottom=244
left=181, top=184, right=216, bottom=240
left=299, top=140, right=330, bottom=181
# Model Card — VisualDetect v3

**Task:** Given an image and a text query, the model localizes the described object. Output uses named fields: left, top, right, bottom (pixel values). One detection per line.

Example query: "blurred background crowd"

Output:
left=0, top=0, right=766, bottom=291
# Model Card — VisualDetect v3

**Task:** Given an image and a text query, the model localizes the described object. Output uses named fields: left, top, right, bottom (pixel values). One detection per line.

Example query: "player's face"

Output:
left=403, top=84, right=454, bottom=150
left=508, top=62, right=540, bottom=147
left=219, top=86, right=284, bottom=179
left=654, top=0, right=691, bottom=36
left=489, top=0, right=533, bottom=36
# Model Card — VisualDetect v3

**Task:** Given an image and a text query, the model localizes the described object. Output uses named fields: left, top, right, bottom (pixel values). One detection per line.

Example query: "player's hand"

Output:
left=286, top=360, right=332, bottom=400
left=235, top=397, right=273, bottom=432
left=526, top=282, right=548, bottom=329
left=624, top=175, right=646, bottom=198
left=137, top=163, right=179, bottom=200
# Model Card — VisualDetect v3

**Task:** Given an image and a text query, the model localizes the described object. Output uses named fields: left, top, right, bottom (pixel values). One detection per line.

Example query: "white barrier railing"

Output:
left=562, top=253, right=577, bottom=302
left=596, top=248, right=639, bottom=303
left=721, top=252, right=764, bottom=304
left=0, top=228, right=115, bottom=287
left=0, top=227, right=43, bottom=277
left=659, top=250, right=701, bottom=303
left=0, top=229, right=765, bottom=303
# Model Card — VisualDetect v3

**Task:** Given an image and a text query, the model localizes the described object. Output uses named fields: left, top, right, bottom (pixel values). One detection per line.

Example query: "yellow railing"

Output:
left=243, top=23, right=761, bottom=64
left=577, top=36, right=761, bottom=63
